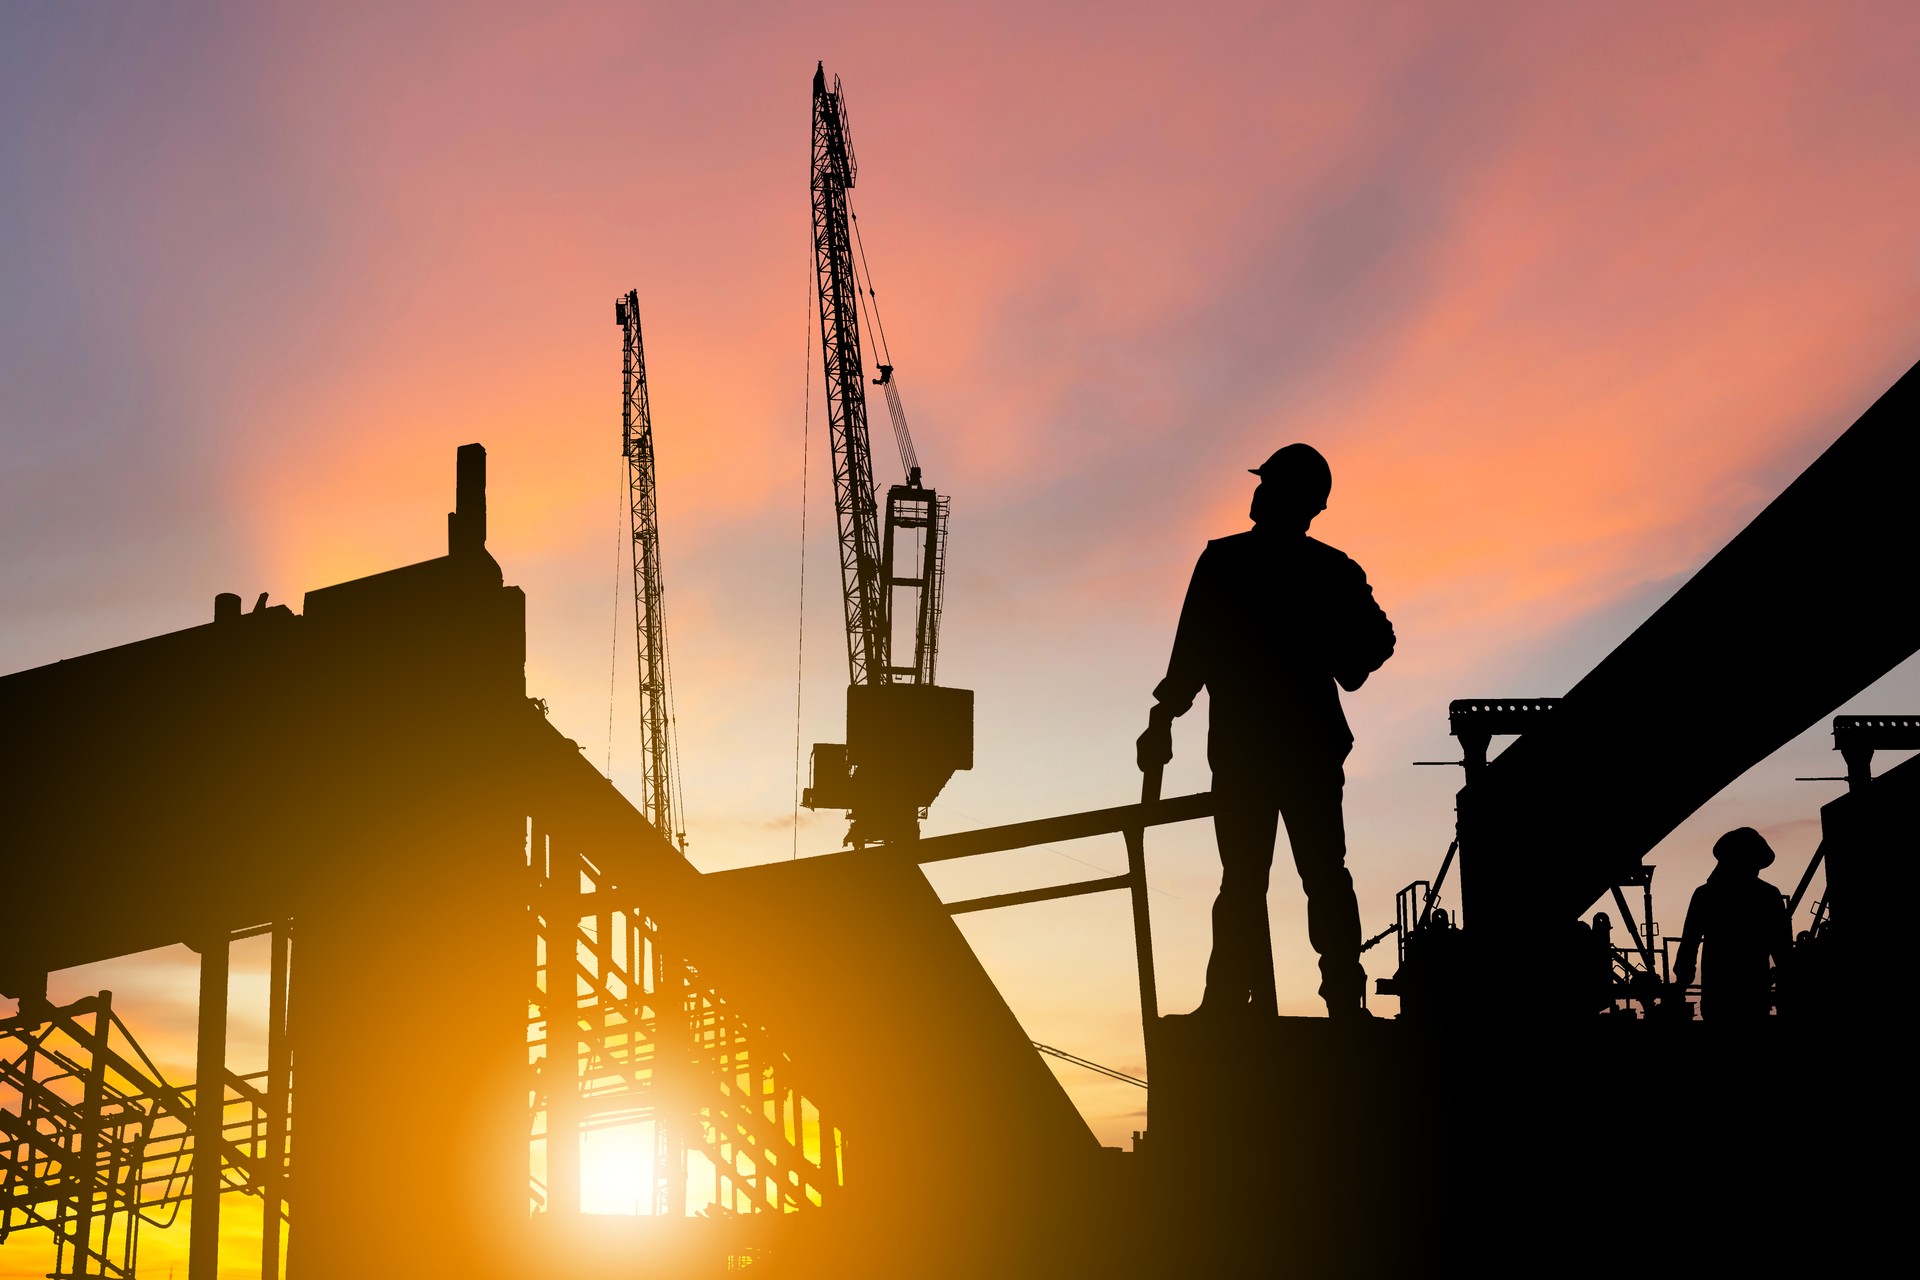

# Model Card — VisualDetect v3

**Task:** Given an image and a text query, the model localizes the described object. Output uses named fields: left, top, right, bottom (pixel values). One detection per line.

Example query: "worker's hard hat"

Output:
left=1249, top=444, right=1332, bottom=503
left=1711, top=826, right=1776, bottom=870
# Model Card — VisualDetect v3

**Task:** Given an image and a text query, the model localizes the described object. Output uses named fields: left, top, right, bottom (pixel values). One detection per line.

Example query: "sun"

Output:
left=579, top=1120, right=658, bottom=1216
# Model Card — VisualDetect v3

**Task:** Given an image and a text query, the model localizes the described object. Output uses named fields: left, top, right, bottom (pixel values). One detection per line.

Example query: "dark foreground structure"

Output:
left=5, top=358, right=1918, bottom=1276
left=0, top=449, right=1098, bottom=1278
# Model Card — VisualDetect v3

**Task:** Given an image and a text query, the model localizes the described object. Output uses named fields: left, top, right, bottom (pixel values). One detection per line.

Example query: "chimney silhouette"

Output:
left=448, top=443, right=487, bottom=556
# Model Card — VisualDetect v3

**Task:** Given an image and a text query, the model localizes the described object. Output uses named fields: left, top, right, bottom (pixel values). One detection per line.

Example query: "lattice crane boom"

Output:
left=811, top=64, right=889, bottom=688
left=803, top=64, right=971, bottom=846
left=617, top=290, right=681, bottom=849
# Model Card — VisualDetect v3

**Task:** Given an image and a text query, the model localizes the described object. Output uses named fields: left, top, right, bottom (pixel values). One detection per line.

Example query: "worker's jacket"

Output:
left=1676, top=872, right=1792, bottom=1013
left=1153, top=528, right=1395, bottom=771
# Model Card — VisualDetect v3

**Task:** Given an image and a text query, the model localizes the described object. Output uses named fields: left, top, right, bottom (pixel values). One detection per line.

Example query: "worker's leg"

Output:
left=1277, top=758, right=1365, bottom=1013
left=1202, top=781, right=1279, bottom=1011
left=1701, top=976, right=1772, bottom=1024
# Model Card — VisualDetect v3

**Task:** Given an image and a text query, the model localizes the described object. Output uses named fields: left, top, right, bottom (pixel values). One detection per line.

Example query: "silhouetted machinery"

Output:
left=1781, top=713, right=1920, bottom=1003
left=800, top=62, right=972, bottom=847
left=1379, top=362, right=1920, bottom=1022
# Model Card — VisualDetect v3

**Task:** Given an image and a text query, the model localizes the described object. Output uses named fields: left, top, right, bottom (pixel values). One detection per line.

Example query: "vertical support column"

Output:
left=11, top=1026, right=34, bottom=1242
left=191, top=932, right=229, bottom=1280
left=9, top=975, right=49, bottom=1251
left=261, top=921, right=291, bottom=1279
left=70, top=991, right=112, bottom=1277
left=660, top=927, right=687, bottom=1221
left=1641, top=871, right=1660, bottom=980
left=1453, top=730, right=1493, bottom=935
left=1841, top=742, right=1874, bottom=791
left=543, top=846, right=580, bottom=1225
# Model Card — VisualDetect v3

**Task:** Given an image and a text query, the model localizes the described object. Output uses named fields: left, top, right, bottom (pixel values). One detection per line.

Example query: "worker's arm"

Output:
left=1138, top=548, right=1215, bottom=770
left=1768, top=891, right=1794, bottom=972
left=1332, top=558, right=1396, bottom=693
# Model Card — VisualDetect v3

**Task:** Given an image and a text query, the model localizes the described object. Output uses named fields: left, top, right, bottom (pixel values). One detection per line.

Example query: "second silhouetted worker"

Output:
left=1674, top=827, right=1791, bottom=1023
left=1139, top=444, right=1395, bottom=1019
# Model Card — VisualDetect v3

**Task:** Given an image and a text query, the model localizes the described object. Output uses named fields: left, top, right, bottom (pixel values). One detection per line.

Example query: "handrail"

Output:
left=902, top=790, right=1212, bottom=864
left=924, top=775, right=1190, bottom=1069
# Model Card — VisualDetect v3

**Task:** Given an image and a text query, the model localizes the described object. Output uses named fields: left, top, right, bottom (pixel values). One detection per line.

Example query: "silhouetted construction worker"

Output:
left=1138, top=444, right=1395, bottom=1018
left=1584, top=912, right=1621, bottom=1014
left=1673, top=827, right=1792, bottom=1023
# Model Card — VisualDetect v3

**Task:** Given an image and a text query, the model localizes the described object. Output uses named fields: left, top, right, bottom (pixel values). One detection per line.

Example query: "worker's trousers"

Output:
left=1203, top=754, right=1365, bottom=1015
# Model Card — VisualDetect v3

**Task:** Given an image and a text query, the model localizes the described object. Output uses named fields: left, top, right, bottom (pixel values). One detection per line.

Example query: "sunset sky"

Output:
left=5, top=1, right=1920, bottom=1265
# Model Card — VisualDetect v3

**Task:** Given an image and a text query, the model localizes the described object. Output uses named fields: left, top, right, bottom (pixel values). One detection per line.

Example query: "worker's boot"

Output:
left=1319, top=954, right=1368, bottom=1019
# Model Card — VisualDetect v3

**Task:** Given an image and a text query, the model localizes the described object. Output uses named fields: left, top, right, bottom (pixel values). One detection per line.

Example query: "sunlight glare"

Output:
left=579, top=1120, right=655, bottom=1216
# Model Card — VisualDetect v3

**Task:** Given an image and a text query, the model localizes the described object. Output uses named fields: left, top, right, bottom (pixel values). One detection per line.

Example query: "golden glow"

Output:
left=579, top=1121, right=657, bottom=1216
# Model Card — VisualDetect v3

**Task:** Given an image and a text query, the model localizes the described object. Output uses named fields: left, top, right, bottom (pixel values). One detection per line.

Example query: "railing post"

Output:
left=1125, top=763, right=1163, bottom=1062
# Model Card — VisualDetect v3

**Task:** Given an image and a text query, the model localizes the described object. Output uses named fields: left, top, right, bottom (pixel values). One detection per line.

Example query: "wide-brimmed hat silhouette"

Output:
left=1711, top=826, right=1775, bottom=871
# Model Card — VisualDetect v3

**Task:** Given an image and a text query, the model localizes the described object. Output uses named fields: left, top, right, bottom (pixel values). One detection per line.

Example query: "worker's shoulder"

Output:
left=1198, top=530, right=1275, bottom=573
left=1201, top=532, right=1366, bottom=575
left=1303, top=535, right=1362, bottom=567
left=1303, top=536, right=1371, bottom=584
left=1202, top=530, right=1259, bottom=555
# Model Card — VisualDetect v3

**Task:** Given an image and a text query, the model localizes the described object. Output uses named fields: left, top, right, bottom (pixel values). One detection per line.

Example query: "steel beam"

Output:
left=190, top=933, right=227, bottom=1280
left=944, top=873, right=1132, bottom=915
left=890, top=791, right=1213, bottom=864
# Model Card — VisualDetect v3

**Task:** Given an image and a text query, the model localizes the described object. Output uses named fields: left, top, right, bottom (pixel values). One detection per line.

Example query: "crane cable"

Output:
left=607, top=464, right=626, bottom=776
left=658, top=575, right=689, bottom=852
left=847, top=200, right=919, bottom=478
left=1031, top=1041, right=1147, bottom=1090
left=792, top=249, right=814, bottom=861
left=848, top=202, right=896, bottom=366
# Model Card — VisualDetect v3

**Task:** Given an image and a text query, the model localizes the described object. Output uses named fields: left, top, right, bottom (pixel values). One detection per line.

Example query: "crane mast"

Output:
left=617, top=290, right=681, bottom=850
left=804, top=63, right=971, bottom=846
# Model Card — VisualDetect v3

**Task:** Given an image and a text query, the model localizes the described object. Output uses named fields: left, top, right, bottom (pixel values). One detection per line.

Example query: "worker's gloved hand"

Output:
left=1136, top=716, right=1173, bottom=773
left=1673, top=960, right=1696, bottom=988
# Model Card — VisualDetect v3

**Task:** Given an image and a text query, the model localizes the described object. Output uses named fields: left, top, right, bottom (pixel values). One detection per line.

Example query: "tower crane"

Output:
left=801, top=62, right=972, bottom=846
left=617, top=289, right=684, bottom=851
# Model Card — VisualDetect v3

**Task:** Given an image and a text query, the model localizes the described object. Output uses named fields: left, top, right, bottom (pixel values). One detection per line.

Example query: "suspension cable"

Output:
left=659, top=578, right=689, bottom=852
left=1031, top=1041, right=1148, bottom=1089
left=607, top=466, right=625, bottom=776
left=847, top=199, right=920, bottom=478
left=848, top=203, right=895, bottom=367
left=792, top=251, right=814, bottom=861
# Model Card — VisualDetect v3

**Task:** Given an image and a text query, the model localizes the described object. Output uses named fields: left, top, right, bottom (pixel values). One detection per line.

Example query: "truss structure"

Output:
left=0, top=985, right=289, bottom=1279
left=529, top=833, right=842, bottom=1224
